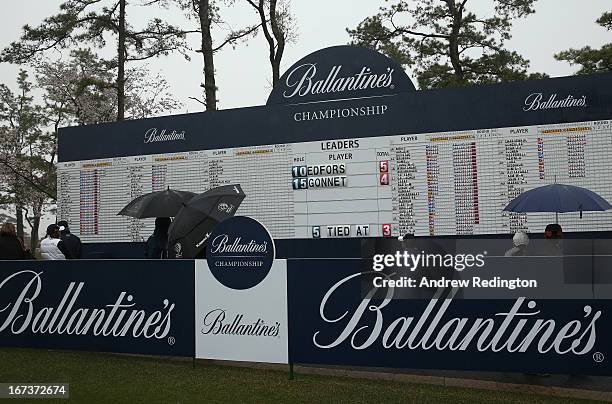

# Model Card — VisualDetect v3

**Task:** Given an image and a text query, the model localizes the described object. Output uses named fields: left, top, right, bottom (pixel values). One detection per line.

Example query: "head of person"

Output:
left=154, top=217, right=171, bottom=236
left=513, top=231, right=529, bottom=248
left=0, top=222, right=17, bottom=238
left=544, top=223, right=563, bottom=239
left=46, top=223, right=61, bottom=239
left=57, top=220, right=70, bottom=235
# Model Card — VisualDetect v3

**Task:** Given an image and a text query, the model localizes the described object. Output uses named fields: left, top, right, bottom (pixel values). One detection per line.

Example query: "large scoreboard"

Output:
left=57, top=118, right=612, bottom=242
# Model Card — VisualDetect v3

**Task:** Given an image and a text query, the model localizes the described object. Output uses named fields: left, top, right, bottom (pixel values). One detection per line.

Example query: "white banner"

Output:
left=195, top=259, right=288, bottom=364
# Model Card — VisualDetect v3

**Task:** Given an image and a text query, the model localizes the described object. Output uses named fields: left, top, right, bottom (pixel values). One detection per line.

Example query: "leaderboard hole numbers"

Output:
left=292, top=164, right=347, bottom=189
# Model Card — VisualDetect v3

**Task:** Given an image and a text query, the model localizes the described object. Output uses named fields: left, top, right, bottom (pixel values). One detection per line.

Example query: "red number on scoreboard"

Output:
left=379, top=160, right=389, bottom=173
left=381, top=224, right=392, bottom=237
left=379, top=173, right=389, bottom=185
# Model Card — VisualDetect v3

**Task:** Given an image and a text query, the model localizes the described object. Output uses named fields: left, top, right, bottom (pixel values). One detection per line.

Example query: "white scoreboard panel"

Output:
left=57, top=119, right=612, bottom=242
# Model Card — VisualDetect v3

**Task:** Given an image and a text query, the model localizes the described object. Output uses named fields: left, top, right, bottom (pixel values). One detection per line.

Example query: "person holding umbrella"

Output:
left=145, top=217, right=171, bottom=259
left=541, top=223, right=564, bottom=256
left=117, top=187, right=196, bottom=259
left=544, top=223, right=563, bottom=239
left=167, top=184, right=246, bottom=259
left=117, top=185, right=246, bottom=259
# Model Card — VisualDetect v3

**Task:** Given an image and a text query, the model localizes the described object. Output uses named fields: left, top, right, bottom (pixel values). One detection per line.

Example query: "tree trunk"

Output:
left=117, top=0, right=126, bottom=120
left=15, top=206, right=24, bottom=243
left=446, top=0, right=465, bottom=82
left=197, top=0, right=217, bottom=110
left=30, top=215, right=40, bottom=253
left=254, top=0, right=280, bottom=87
left=268, top=0, right=285, bottom=87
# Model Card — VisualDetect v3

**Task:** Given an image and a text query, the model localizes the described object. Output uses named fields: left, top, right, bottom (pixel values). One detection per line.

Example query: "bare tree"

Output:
left=178, top=0, right=261, bottom=110
left=246, top=0, right=296, bottom=87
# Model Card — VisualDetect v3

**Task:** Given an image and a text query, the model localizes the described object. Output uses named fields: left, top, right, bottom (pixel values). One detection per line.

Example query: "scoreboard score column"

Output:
left=291, top=138, right=393, bottom=239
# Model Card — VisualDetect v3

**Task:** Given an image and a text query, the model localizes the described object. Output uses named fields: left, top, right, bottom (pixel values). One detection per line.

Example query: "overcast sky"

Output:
left=0, top=0, right=610, bottom=113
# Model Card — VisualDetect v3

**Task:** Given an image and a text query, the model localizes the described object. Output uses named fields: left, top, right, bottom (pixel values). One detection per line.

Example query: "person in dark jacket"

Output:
left=0, top=222, right=29, bottom=260
left=542, top=223, right=563, bottom=256
left=57, top=220, right=82, bottom=259
left=145, top=217, right=171, bottom=258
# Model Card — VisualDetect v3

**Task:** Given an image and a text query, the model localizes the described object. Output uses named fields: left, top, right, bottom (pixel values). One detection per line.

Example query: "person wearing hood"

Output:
left=145, top=217, right=171, bottom=258
left=505, top=231, right=529, bottom=256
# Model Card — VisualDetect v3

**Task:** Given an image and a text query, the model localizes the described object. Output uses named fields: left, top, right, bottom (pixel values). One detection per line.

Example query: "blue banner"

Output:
left=0, top=260, right=194, bottom=357
left=288, top=259, right=612, bottom=375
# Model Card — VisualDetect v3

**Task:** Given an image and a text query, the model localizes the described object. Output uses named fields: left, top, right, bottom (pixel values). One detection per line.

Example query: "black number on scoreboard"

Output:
left=292, top=178, right=308, bottom=190
left=292, top=165, right=307, bottom=178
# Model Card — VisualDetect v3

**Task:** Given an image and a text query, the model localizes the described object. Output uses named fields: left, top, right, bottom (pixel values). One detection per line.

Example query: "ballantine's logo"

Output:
left=313, top=273, right=600, bottom=355
left=206, top=216, right=274, bottom=289
left=144, top=128, right=185, bottom=143
left=283, top=64, right=395, bottom=99
left=523, top=93, right=587, bottom=111
left=0, top=270, right=175, bottom=339
left=209, top=235, right=268, bottom=254
left=201, top=308, right=280, bottom=337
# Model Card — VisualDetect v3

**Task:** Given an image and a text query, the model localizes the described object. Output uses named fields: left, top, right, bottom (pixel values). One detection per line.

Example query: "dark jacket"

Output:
left=60, top=232, right=82, bottom=259
left=0, top=235, right=28, bottom=260
left=145, top=234, right=168, bottom=259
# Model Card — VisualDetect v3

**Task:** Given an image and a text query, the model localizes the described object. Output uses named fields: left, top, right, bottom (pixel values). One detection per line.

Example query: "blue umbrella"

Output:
left=503, top=183, right=612, bottom=223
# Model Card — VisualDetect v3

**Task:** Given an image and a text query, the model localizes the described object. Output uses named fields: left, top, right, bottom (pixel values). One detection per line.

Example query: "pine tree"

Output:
left=555, top=11, right=612, bottom=74
left=348, top=0, right=547, bottom=89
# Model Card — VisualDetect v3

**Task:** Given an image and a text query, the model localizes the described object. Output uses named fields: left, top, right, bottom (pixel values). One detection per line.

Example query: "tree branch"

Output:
left=0, top=159, right=56, bottom=200
left=212, top=23, right=261, bottom=52
left=188, top=96, right=206, bottom=106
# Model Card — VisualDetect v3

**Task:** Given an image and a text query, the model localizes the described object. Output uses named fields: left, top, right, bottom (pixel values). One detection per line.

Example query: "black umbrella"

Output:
left=118, top=188, right=197, bottom=219
left=167, top=184, right=246, bottom=258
